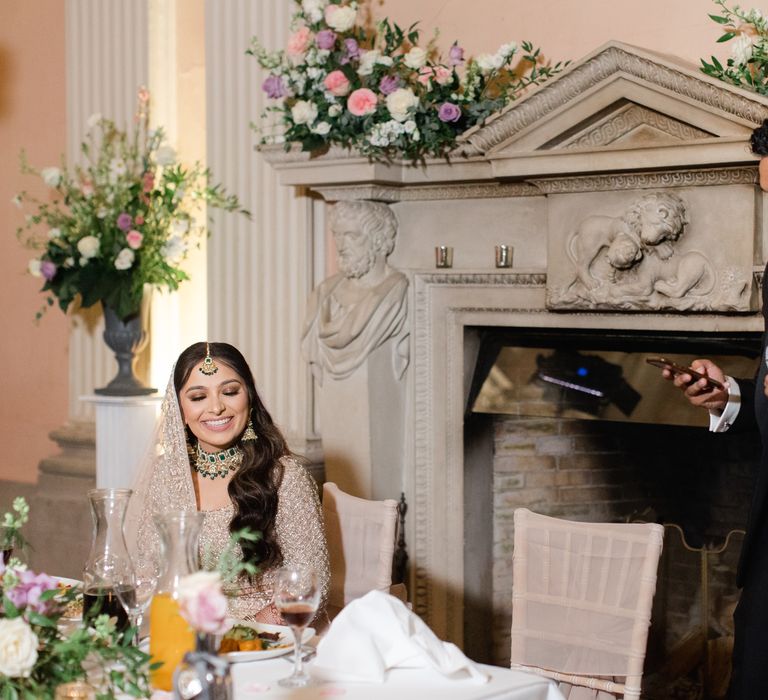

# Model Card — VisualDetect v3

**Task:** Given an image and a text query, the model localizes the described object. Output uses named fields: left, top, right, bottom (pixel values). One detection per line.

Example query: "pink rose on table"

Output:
left=324, top=70, right=351, bottom=96
left=178, top=571, right=230, bottom=635
left=347, top=88, right=378, bottom=116
left=438, top=102, right=461, bottom=122
left=287, top=26, right=312, bottom=55
left=126, top=230, right=143, bottom=250
left=433, top=65, right=453, bottom=85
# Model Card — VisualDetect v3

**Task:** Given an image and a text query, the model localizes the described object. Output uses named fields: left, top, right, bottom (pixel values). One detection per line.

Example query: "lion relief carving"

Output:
left=549, top=192, right=747, bottom=311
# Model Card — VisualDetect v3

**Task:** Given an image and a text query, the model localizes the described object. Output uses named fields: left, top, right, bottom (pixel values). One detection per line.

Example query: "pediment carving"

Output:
left=455, top=42, right=768, bottom=158
left=546, top=102, right=713, bottom=151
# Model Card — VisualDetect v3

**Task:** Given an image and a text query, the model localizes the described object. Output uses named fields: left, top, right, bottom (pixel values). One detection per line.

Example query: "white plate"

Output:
left=222, top=621, right=315, bottom=663
left=52, top=576, right=83, bottom=588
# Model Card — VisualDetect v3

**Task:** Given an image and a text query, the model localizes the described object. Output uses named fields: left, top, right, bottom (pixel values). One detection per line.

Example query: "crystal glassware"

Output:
left=273, top=566, right=320, bottom=688
left=115, top=551, right=159, bottom=646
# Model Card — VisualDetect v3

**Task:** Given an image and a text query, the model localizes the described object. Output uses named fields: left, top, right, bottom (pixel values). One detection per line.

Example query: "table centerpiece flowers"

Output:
left=248, top=0, right=568, bottom=162
left=15, top=86, right=250, bottom=323
left=1, top=497, right=30, bottom=565
left=700, top=0, right=768, bottom=94
left=0, top=504, right=152, bottom=699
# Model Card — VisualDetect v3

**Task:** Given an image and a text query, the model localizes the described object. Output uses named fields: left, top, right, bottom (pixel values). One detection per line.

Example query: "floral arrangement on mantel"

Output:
left=248, top=0, right=568, bottom=162
left=0, top=501, right=151, bottom=699
left=15, top=88, right=249, bottom=322
left=701, top=0, right=768, bottom=94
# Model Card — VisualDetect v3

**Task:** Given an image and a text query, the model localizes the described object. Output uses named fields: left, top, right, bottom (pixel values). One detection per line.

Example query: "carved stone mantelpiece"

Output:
left=265, top=41, right=768, bottom=646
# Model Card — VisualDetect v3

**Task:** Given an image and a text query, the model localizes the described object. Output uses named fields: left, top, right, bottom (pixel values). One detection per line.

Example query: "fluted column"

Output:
left=205, top=1, right=322, bottom=458
left=65, top=0, right=150, bottom=419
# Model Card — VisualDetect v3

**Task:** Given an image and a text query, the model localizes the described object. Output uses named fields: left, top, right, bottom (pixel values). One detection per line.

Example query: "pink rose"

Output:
left=417, top=67, right=434, bottom=86
left=178, top=571, right=230, bottom=635
left=433, top=65, right=453, bottom=85
left=323, top=70, right=351, bottom=97
left=126, top=230, right=143, bottom=250
left=347, top=88, right=378, bottom=117
left=287, top=26, right=312, bottom=56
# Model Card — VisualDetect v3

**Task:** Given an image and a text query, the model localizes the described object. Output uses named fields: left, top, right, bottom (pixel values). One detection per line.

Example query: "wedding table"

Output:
left=230, top=657, right=566, bottom=700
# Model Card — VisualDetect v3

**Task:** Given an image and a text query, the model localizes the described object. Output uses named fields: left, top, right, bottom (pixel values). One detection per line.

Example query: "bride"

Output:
left=126, top=341, right=329, bottom=623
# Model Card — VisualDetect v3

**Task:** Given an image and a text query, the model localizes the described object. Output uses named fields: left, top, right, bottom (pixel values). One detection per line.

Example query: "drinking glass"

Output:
left=115, top=551, right=159, bottom=646
left=273, top=566, right=320, bottom=688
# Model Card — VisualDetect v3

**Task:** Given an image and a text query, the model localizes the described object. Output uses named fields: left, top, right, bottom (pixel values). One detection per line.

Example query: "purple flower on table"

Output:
left=6, top=569, right=58, bottom=614
left=378, top=75, right=401, bottom=95
left=449, top=43, right=465, bottom=66
left=340, top=37, right=360, bottom=64
left=316, top=29, right=337, bottom=50
left=116, top=212, right=132, bottom=231
left=437, top=102, right=461, bottom=122
left=262, top=74, right=286, bottom=99
left=40, top=261, right=57, bottom=281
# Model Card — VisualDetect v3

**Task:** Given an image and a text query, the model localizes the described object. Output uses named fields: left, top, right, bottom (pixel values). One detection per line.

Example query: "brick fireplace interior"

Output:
left=463, top=327, right=761, bottom=698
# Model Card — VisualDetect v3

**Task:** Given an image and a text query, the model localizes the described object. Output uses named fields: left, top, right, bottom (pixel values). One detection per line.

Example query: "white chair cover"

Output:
left=322, top=482, right=399, bottom=614
left=510, top=508, right=664, bottom=700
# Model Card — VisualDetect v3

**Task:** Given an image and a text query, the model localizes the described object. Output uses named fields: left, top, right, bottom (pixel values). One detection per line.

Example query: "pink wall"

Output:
left=0, top=2, right=68, bottom=483
left=373, top=0, right=756, bottom=69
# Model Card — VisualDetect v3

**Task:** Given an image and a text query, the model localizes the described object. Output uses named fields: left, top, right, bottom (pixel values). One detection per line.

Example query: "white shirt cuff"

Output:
left=709, top=376, right=740, bottom=432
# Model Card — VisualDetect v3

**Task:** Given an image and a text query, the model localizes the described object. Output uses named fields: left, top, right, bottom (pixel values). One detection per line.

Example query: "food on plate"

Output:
left=56, top=580, right=84, bottom=619
left=219, top=624, right=288, bottom=654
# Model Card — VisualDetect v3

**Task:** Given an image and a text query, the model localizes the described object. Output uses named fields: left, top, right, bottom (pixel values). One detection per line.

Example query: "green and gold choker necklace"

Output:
left=194, top=444, right=243, bottom=480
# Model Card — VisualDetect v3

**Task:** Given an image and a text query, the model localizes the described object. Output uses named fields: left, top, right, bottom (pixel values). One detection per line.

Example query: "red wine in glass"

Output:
left=83, top=586, right=131, bottom=632
left=280, top=603, right=315, bottom=627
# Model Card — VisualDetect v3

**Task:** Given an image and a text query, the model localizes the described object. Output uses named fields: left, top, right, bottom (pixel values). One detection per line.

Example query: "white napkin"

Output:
left=312, top=590, right=489, bottom=684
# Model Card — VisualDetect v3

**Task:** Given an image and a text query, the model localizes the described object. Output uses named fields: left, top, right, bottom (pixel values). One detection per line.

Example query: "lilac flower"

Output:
left=379, top=75, right=401, bottom=95
left=316, top=29, right=337, bottom=50
left=6, top=569, right=58, bottom=614
left=438, top=102, right=462, bottom=123
left=40, top=261, right=57, bottom=281
left=262, top=74, right=286, bottom=99
left=449, top=43, right=465, bottom=66
left=341, top=37, right=360, bottom=64
left=116, top=212, right=132, bottom=231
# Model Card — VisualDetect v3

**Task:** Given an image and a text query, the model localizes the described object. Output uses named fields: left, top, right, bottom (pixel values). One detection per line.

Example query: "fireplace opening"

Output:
left=462, top=327, right=761, bottom=698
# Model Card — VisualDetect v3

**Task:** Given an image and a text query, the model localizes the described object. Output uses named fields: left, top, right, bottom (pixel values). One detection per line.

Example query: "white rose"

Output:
left=77, top=235, right=100, bottom=259
left=86, top=113, right=102, bottom=130
left=475, top=52, right=504, bottom=74
left=291, top=100, right=318, bottom=125
left=403, top=119, right=417, bottom=134
left=357, top=50, right=380, bottom=76
left=325, top=5, right=356, bottom=32
left=302, top=0, right=327, bottom=23
left=404, top=46, right=428, bottom=70
left=386, top=88, right=419, bottom=122
left=328, top=104, right=342, bottom=117
left=114, top=248, right=135, bottom=271
left=162, top=234, right=187, bottom=263
left=64, top=257, right=75, bottom=268
left=155, top=145, right=177, bottom=166
left=28, top=259, right=42, bottom=277
left=41, top=167, right=61, bottom=188
left=0, top=618, right=38, bottom=678
left=311, top=121, right=331, bottom=135
left=731, top=33, right=754, bottom=65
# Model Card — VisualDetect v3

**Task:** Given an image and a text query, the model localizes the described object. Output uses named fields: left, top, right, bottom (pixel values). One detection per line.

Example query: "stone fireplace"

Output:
left=264, top=40, right=768, bottom=677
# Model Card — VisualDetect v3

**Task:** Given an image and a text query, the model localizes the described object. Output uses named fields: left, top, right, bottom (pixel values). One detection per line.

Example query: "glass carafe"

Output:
left=83, top=488, right=133, bottom=632
left=149, top=510, right=204, bottom=692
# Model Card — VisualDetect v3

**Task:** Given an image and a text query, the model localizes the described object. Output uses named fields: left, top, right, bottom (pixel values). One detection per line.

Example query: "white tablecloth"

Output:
left=230, top=657, right=566, bottom=700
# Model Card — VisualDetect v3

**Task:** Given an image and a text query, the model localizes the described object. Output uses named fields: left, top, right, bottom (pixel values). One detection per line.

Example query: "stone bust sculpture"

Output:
left=302, top=200, right=409, bottom=384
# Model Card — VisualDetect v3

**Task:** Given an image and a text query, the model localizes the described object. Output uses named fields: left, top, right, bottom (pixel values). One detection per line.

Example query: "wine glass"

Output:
left=115, top=554, right=159, bottom=646
left=273, top=566, right=320, bottom=688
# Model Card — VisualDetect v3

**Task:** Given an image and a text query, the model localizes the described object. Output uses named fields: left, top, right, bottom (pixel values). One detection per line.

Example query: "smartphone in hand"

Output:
left=645, top=357, right=724, bottom=390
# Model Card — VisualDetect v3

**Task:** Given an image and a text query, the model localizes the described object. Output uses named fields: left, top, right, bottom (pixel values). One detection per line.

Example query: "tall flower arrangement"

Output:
left=15, top=88, right=249, bottom=322
left=248, top=0, right=568, bottom=162
left=700, top=0, right=768, bottom=94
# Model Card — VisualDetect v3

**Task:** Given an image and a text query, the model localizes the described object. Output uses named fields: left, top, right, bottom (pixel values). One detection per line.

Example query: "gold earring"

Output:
left=242, top=420, right=257, bottom=442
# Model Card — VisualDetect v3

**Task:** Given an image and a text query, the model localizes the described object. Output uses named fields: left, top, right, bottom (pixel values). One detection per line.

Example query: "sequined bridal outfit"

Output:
left=125, top=352, right=329, bottom=623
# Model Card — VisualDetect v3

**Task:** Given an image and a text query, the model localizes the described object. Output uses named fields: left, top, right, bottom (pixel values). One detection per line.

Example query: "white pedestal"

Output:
left=80, top=394, right=163, bottom=489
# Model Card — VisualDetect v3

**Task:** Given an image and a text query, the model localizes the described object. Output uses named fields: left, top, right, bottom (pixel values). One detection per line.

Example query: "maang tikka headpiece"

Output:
left=199, top=343, right=219, bottom=375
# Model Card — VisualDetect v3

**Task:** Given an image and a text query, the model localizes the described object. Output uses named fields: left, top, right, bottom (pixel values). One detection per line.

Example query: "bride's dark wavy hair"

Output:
left=751, top=119, right=768, bottom=155
left=174, top=342, right=288, bottom=569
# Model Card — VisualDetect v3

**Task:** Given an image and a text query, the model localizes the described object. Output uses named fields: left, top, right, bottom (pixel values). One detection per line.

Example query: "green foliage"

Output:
left=700, top=0, right=768, bottom=95
left=248, top=0, right=569, bottom=163
left=14, top=89, right=250, bottom=322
